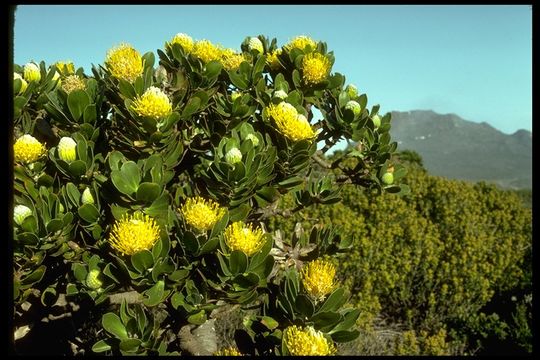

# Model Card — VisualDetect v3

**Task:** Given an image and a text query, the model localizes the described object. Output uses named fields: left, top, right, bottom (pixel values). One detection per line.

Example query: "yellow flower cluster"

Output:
left=55, top=61, right=75, bottom=75
left=224, top=221, right=265, bottom=256
left=192, top=39, right=223, bottom=64
left=284, top=325, right=335, bottom=356
left=284, top=35, right=318, bottom=52
left=131, top=86, right=172, bottom=119
left=301, top=52, right=331, bottom=85
left=266, top=48, right=282, bottom=71
left=180, top=196, right=224, bottom=232
left=61, top=75, right=86, bottom=94
left=214, top=347, right=242, bottom=356
left=265, top=102, right=315, bottom=142
left=301, top=259, right=337, bottom=300
left=105, top=43, right=144, bottom=83
left=166, top=33, right=194, bottom=53
left=221, top=48, right=246, bottom=71
left=14, top=134, right=46, bottom=164
left=109, top=213, right=160, bottom=255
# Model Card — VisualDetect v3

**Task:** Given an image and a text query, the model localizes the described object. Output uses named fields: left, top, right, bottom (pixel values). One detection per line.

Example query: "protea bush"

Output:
left=12, top=34, right=407, bottom=355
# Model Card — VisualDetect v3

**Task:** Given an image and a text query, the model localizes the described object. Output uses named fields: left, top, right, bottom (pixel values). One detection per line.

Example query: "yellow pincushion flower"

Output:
left=14, top=134, right=46, bottom=164
left=301, top=259, right=337, bottom=300
left=221, top=49, right=246, bottom=71
left=284, top=35, right=317, bottom=52
left=61, top=75, right=86, bottom=94
left=267, top=48, right=282, bottom=71
left=180, top=196, right=224, bottom=232
left=192, top=40, right=223, bottom=64
left=284, top=325, right=336, bottom=356
left=265, top=102, right=316, bottom=142
left=214, top=347, right=242, bottom=356
left=55, top=61, right=75, bottom=74
left=105, top=43, right=144, bottom=83
left=301, top=52, right=331, bottom=85
left=224, top=221, right=265, bottom=256
left=109, top=213, right=160, bottom=256
left=131, top=86, right=172, bottom=119
left=167, top=33, right=194, bottom=53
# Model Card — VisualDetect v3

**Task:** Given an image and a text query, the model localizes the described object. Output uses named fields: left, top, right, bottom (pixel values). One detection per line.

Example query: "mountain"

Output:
left=389, top=110, right=532, bottom=189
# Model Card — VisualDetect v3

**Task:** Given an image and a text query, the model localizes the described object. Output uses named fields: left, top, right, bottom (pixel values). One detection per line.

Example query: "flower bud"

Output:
left=81, top=188, right=95, bottom=205
left=23, top=62, right=41, bottom=82
left=345, top=84, right=358, bottom=98
left=86, top=269, right=103, bottom=289
left=248, top=37, right=264, bottom=53
left=245, top=133, right=259, bottom=147
left=231, top=91, right=241, bottom=101
left=372, top=114, right=381, bottom=128
left=57, top=137, right=77, bottom=163
left=14, top=73, right=28, bottom=94
left=14, top=205, right=32, bottom=226
left=345, top=100, right=361, bottom=117
left=273, top=89, right=288, bottom=100
left=381, top=172, right=394, bottom=185
left=225, top=147, right=242, bottom=165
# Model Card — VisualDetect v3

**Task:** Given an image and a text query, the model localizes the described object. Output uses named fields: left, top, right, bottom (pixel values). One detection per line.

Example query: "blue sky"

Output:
left=14, top=5, right=532, bottom=135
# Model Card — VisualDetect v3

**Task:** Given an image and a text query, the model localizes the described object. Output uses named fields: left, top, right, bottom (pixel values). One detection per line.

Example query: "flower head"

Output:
left=265, top=102, right=315, bottom=142
left=345, top=84, right=358, bottom=98
left=61, top=75, right=86, bottom=94
left=55, top=61, right=75, bottom=75
left=14, top=205, right=33, bottom=226
left=345, top=100, right=362, bottom=117
left=105, top=43, right=144, bottom=83
left=81, top=187, right=95, bottom=205
left=109, top=213, right=160, bottom=255
left=23, top=62, right=41, bottom=82
left=14, top=134, right=46, bottom=164
left=57, top=136, right=77, bottom=163
left=284, top=35, right=318, bottom=52
left=181, top=197, right=224, bottom=232
left=224, top=221, right=265, bottom=256
left=221, top=49, right=246, bottom=71
left=86, top=269, right=103, bottom=289
left=267, top=48, right=282, bottom=71
left=13, top=73, right=28, bottom=94
left=273, top=89, right=288, bottom=100
left=284, top=325, right=336, bottom=356
left=371, top=114, right=381, bottom=128
left=225, top=147, right=242, bottom=165
left=248, top=37, right=264, bottom=53
left=192, top=40, right=223, bottom=64
left=214, top=347, right=243, bottom=356
left=302, top=52, right=331, bottom=85
left=131, top=86, right=172, bottom=119
left=167, top=33, right=194, bottom=53
left=301, top=259, right=337, bottom=300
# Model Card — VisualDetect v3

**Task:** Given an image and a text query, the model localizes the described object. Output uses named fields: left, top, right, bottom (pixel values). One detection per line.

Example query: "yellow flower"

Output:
left=109, top=213, right=160, bottom=256
left=224, top=221, right=265, bottom=256
left=192, top=40, right=223, bottom=63
left=267, top=48, right=282, bottom=71
left=55, top=61, right=75, bottom=74
left=284, top=35, right=317, bottom=52
left=301, top=52, right=331, bottom=85
left=14, top=134, right=46, bottom=164
left=61, top=75, right=86, bottom=94
left=131, top=86, right=172, bottom=119
left=301, top=259, right=337, bottom=300
left=23, top=62, right=41, bottom=82
left=221, top=49, right=246, bottom=71
left=180, top=196, right=224, bottom=232
left=167, top=33, right=194, bottom=53
left=105, top=43, right=144, bottom=83
left=57, top=136, right=77, bottom=163
left=214, top=347, right=242, bottom=356
left=265, top=102, right=315, bottom=142
left=284, top=325, right=336, bottom=356
left=13, top=73, right=28, bottom=94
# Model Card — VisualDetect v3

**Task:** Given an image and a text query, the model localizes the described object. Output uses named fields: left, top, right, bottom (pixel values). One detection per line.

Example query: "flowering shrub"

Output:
left=12, top=34, right=407, bottom=355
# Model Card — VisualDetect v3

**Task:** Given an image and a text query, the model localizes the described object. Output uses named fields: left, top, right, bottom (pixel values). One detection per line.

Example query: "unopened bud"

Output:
left=372, top=114, right=381, bottom=128
left=14, top=73, right=28, bottom=94
left=345, top=100, right=361, bottom=117
left=345, top=84, right=358, bottom=98
left=381, top=172, right=394, bottom=185
left=248, top=37, right=264, bottom=53
left=225, top=147, right=242, bottom=165
left=81, top=188, right=95, bottom=205
left=245, top=133, right=259, bottom=147
left=14, top=205, right=32, bottom=226
left=24, top=62, right=41, bottom=82
left=57, top=137, right=77, bottom=163
left=273, top=89, right=288, bottom=100
left=86, top=269, right=103, bottom=289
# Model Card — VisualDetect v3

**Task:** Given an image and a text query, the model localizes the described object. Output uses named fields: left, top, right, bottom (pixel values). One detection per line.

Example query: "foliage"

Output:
left=11, top=34, right=407, bottom=355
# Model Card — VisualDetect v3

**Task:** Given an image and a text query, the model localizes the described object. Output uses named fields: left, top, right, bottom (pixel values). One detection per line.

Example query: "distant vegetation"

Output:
left=269, top=151, right=532, bottom=355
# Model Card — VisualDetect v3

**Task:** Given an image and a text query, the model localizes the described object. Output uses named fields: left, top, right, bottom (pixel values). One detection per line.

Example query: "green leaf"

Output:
left=72, top=263, right=88, bottom=282
left=182, top=232, right=200, bottom=255
left=131, top=250, right=154, bottom=273
left=68, top=160, right=87, bottom=178
left=330, top=330, right=360, bottom=343
left=228, top=71, right=248, bottom=90
left=144, top=192, right=169, bottom=218
left=102, top=312, right=129, bottom=340
left=181, top=96, right=201, bottom=119
left=78, top=203, right=100, bottom=223
left=187, top=310, right=207, bottom=325
left=143, top=280, right=165, bottom=307
left=20, top=215, right=38, bottom=234
left=92, top=339, right=113, bottom=353
left=331, top=308, right=361, bottom=333
left=83, top=105, right=97, bottom=123
left=228, top=203, right=251, bottom=222
left=261, top=316, right=279, bottom=330
left=204, top=60, right=222, bottom=79
left=22, top=265, right=46, bottom=285
left=67, top=89, right=91, bottom=121
left=136, top=182, right=161, bottom=203
left=46, top=218, right=64, bottom=233
left=317, top=287, right=347, bottom=313
left=295, top=294, right=315, bottom=318
left=229, top=250, right=248, bottom=274
left=111, top=161, right=140, bottom=195
left=119, top=338, right=142, bottom=353
left=311, top=311, right=342, bottom=330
